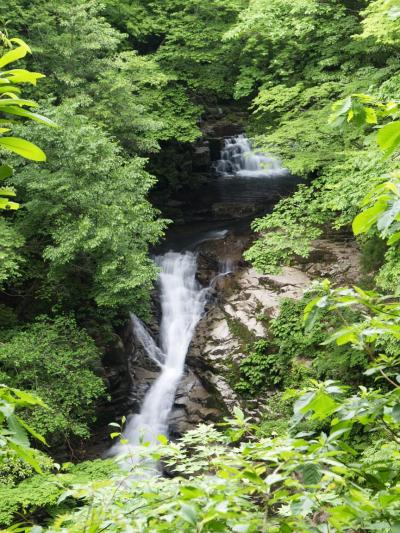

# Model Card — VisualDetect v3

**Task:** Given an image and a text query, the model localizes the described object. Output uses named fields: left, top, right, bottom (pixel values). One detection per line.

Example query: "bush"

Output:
left=236, top=340, right=284, bottom=395
left=0, top=459, right=117, bottom=527
left=0, top=316, right=106, bottom=445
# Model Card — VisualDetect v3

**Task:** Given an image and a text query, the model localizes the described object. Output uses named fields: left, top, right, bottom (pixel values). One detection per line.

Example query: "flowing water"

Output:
left=110, top=135, right=293, bottom=464
left=111, top=252, right=209, bottom=460
left=214, top=134, right=288, bottom=179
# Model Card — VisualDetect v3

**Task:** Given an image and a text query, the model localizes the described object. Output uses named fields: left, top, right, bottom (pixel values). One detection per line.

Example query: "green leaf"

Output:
left=180, top=504, right=197, bottom=525
left=0, top=164, right=13, bottom=180
left=306, top=391, right=337, bottom=420
left=0, top=85, right=21, bottom=95
left=0, top=137, right=46, bottom=161
left=377, top=121, right=400, bottom=156
left=303, top=296, right=323, bottom=332
left=352, top=201, right=387, bottom=235
left=0, top=43, right=31, bottom=69
left=387, top=232, right=400, bottom=245
left=0, top=97, right=38, bottom=108
left=294, top=391, right=315, bottom=417
left=16, top=415, right=47, bottom=445
left=7, top=441, right=42, bottom=473
left=7, top=414, right=29, bottom=447
left=298, top=463, right=322, bottom=485
left=2, top=69, right=46, bottom=85
left=0, top=187, right=16, bottom=197
left=3, top=106, right=57, bottom=127
left=0, top=197, right=19, bottom=210
left=181, top=486, right=204, bottom=499
left=392, top=404, right=400, bottom=423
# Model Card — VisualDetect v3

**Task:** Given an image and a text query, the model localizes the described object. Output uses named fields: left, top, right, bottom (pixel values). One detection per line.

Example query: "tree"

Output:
left=0, top=316, right=105, bottom=445
left=10, top=104, right=167, bottom=312
left=0, top=34, right=54, bottom=285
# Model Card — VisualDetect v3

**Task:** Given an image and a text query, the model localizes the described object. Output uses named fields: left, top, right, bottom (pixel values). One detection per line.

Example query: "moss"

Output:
left=225, top=315, right=256, bottom=349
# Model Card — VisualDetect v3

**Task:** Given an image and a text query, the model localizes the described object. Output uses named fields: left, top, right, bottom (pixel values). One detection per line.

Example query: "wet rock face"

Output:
left=187, top=237, right=362, bottom=414
left=103, top=323, right=223, bottom=442
left=103, top=233, right=362, bottom=445
left=192, top=142, right=211, bottom=172
left=169, top=370, right=221, bottom=437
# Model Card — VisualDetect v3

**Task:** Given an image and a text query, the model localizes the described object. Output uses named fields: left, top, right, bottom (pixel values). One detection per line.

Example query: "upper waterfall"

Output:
left=214, top=134, right=288, bottom=179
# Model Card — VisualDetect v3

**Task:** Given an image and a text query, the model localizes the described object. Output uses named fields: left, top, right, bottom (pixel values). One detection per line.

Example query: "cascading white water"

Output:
left=215, top=134, right=287, bottom=178
left=130, top=314, right=164, bottom=368
left=111, top=251, right=209, bottom=459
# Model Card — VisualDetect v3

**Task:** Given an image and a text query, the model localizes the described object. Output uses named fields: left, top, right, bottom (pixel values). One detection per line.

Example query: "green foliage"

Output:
left=0, top=34, right=53, bottom=288
left=10, top=105, right=167, bottom=311
left=236, top=339, right=284, bottom=394
left=1, top=0, right=201, bottom=150
left=0, top=449, right=53, bottom=487
left=0, top=316, right=105, bottom=444
left=0, top=385, right=47, bottom=474
left=3, top=2, right=400, bottom=530
left=360, top=0, right=400, bottom=45
left=28, top=367, right=400, bottom=532
left=0, top=218, right=24, bottom=284
left=236, top=298, right=367, bottom=396
left=0, top=35, right=54, bottom=166
left=0, top=459, right=117, bottom=527
left=231, top=0, right=400, bottom=285
left=104, top=0, right=245, bottom=100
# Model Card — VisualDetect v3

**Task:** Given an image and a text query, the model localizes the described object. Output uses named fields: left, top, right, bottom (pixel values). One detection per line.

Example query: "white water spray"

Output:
left=130, top=314, right=164, bottom=368
left=111, top=252, right=209, bottom=459
left=215, top=134, right=287, bottom=178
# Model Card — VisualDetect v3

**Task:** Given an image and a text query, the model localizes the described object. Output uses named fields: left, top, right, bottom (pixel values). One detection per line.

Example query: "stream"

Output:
left=110, top=135, right=293, bottom=459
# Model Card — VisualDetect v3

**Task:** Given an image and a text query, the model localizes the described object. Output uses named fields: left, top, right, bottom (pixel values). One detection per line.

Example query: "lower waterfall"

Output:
left=110, top=251, right=209, bottom=459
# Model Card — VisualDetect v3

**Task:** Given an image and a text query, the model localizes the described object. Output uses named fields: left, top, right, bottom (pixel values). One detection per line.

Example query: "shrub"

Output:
left=0, top=316, right=106, bottom=445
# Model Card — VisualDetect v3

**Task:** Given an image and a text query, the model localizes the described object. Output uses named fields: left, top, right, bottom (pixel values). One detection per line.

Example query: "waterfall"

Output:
left=111, top=251, right=209, bottom=459
left=129, top=314, right=164, bottom=368
left=214, top=134, right=287, bottom=178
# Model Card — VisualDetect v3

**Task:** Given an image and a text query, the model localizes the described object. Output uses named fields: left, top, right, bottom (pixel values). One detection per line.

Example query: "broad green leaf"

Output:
left=0, top=86, right=21, bottom=95
left=298, top=463, right=322, bottom=485
left=365, top=107, right=377, bottom=124
left=180, top=504, right=197, bottom=525
left=0, top=164, right=12, bottom=180
left=0, top=187, right=16, bottom=196
left=2, top=69, right=45, bottom=85
left=303, top=296, right=324, bottom=332
left=352, top=201, right=387, bottom=235
left=3, top=106, right=57, bottom=127
left=16, top=416, right=47, bottom=445
left=181, top=486, right=204, bottom=499
left=388, top=232, right=400, bottom=245
left=294, top=391, right=315, bottom=416
left=0, top=197, right=19, bottom=210
left=7, top=414, right=29, bottom=447
left=377, top=121, right=400, bottom=156
left=7, top=441, right=42, bottom=473
left=306, top=391, right=337, bottom=420
left=6, top=386, right=47, bottom=407
left=392, top=404, right=400, bottom=423
left=0, top=43, right=30, bottom=69
left=0, top=137, right=46, bottom=161
left=0, top=98, right=37, bottom=108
